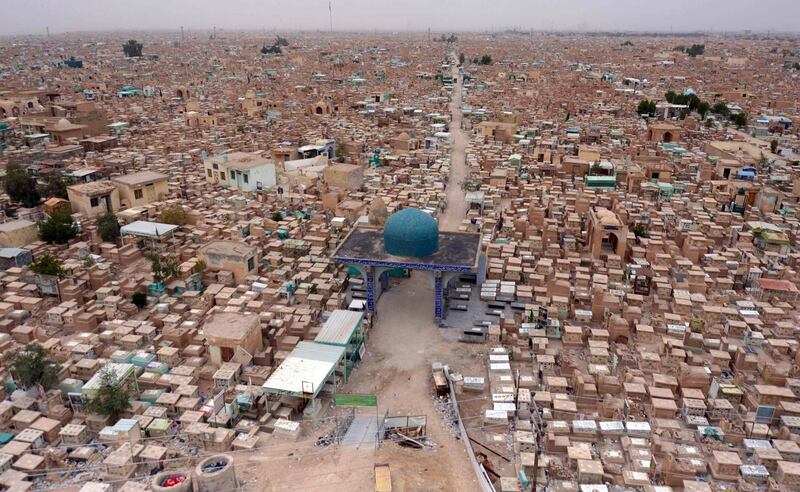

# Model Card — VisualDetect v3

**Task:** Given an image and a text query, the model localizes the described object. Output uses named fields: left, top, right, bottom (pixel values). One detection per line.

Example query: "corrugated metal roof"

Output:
left=0, top=248, right=29, bottom=258
left=120, top=221, right=178, bottom=238
left=113, top=418, right=139, bottom=432
left=315, top=310, right=363, bottom=346
left=262, top=341, right=345, bottom=398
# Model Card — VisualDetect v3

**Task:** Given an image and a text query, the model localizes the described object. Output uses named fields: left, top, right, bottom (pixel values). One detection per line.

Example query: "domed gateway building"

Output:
left=332, top=206, right=481, bottom=322
left=383, top=208, right=439, bottom=257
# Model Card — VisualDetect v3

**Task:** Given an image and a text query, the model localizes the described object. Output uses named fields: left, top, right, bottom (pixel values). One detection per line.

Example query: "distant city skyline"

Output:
left=2, top=0, right=800, bottom=36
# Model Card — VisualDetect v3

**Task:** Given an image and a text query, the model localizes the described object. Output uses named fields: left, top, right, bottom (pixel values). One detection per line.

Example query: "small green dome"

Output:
left=384, top=208, right=439, bottom=257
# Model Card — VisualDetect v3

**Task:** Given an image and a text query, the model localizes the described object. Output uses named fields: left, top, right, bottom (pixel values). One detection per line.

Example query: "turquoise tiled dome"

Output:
left=383, top=208, right=439, bottom=257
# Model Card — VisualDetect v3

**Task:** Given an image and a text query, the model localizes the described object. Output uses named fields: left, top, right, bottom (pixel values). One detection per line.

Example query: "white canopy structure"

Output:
left=262, top=341, right=345, bottom=398
left=120, top=221, right=178, bottom=239
left=315, top=310, right=364, bottom=346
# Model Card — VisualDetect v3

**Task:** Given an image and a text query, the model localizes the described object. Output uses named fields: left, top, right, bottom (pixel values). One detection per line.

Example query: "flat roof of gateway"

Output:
left=332, top=226, right=480, bottom=272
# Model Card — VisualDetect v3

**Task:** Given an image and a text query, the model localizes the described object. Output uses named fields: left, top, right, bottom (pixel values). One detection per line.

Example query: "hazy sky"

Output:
left=2, top=0, right=799, bottom=36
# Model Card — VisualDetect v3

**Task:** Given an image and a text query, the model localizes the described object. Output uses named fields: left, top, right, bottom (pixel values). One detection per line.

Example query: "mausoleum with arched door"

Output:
left=333, top=208, right=481, bottom=323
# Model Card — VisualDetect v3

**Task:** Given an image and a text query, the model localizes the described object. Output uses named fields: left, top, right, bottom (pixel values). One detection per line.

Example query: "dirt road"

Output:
left=242, top=56, right=483, bottom=492
left=440, top=59, right=469, bottom=232
left=242, top=274, right=484, bottom=491
left=345, top=272, right=483, bottom=491
left=331, top=57, right=482, bottom=492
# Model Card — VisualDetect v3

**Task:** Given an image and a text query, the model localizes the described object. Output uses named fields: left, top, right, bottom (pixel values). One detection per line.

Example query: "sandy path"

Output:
left=344, top=272, right=483, bottom=491
left=243, top=55, right=483, bottom=492
left=440, top=59, right=469, bottom=232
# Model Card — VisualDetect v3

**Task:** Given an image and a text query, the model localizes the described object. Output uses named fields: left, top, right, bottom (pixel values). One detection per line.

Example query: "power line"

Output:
left=25, top=435, right=353, bottom=484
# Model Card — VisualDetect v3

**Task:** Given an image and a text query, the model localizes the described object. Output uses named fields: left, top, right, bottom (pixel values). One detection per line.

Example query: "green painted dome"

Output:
left=384, top=208, right=439, bottom=257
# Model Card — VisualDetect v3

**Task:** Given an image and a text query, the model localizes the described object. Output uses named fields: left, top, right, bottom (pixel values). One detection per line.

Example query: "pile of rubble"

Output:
left=432, top=394, right=460, bottom=439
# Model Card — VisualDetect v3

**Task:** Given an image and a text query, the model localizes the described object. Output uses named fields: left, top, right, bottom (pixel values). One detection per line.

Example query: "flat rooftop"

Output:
left=205, top=151, right=271, bottom=170
left=68, top=180, right=117, bottom=197
left=200, top=239, right=257, bottom=258
left=0, top=219, right=35, bottom=232
left=204, top=312, right=258, bottom=341
left=111, top=171, right=168, bottom=187
left=333, top=226, right=480, bottom=272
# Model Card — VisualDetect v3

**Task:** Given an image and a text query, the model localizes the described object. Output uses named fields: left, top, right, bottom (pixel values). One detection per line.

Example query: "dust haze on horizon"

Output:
left=2, top=0, right=800, bottom=36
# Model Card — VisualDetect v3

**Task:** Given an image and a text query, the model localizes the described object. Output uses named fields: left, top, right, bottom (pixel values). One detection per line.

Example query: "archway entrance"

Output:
left=333, top=227, right=481, bottom=323
left=601, top=233, right=619, bottom=255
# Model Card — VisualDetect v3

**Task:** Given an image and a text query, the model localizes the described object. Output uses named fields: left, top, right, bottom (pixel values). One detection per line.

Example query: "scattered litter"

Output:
left=432, top=395, right=460, bottom=439
left=386, top=430, right=436, bottom=449
left=315, top=432, right=335, bottom=447
left=160, top=475, right=187, bottom=487
left=201, top=460, right=227, bottom=473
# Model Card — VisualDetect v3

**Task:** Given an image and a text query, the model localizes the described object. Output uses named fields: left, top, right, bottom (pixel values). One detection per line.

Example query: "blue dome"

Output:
left=384, top=208, right=439, bottom=257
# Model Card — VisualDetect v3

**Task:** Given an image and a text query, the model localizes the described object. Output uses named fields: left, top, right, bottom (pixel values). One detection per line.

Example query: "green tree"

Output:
left=159, top=205, right=188, bottom=226
left=148, top=252, right=180, bottom=284
left=632, top=223, right=650, bottom=238
left=131, top=292, right=148, bottom=309
left=261, top=44, right=281, bottom=55
left=696, top=101, right=711, bottom=120
left=275, top=35, right=289, bottom=47
left=271, top=211, right=283, bottom=222
left=335, top=143, right=346, bottom=160
left=731, top=112, right=748, bottom=128
left=711, top=102, right=729, bottom=116
left=458, top=53, right=465, bottom=65
left=770, top=139, right=778, bottom=154
left=29, top=253, right=66, bottom=277
left=122, top=39, right=143, bottom=58
left=685, top=94, right=701, bottom=111
left=39, top=211, right=78, bottom=244
left=686, top=44, right=705, bottom=57
left=38, top=172, right=71, bottom=199
left=637, top=100, right=656, bottom=117
left=6, top=342, right=60, bottom=391
left=84, top=370, right=131, bottom=421
left=96, top=211, right=120, bottom=243
left=4, top=164, right=40, bottom=208
left=446, top=34, right=458, bottom=43
left=480, top=55, right=492, bottom=65
left=664, top=91, right=678, bottom=104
